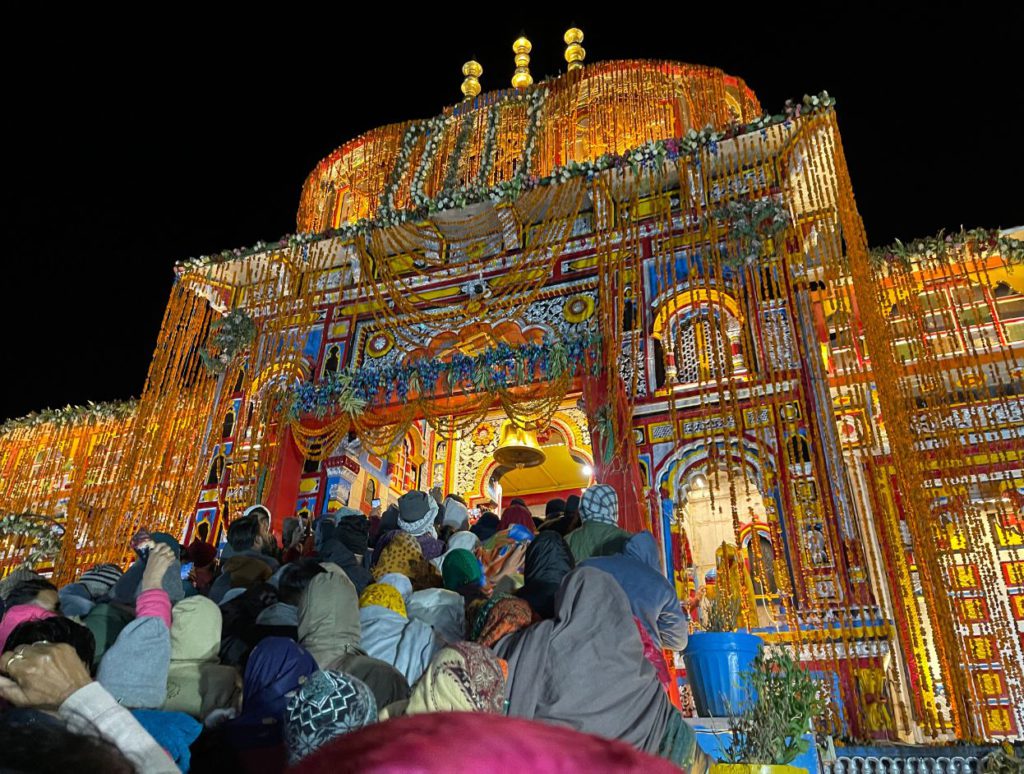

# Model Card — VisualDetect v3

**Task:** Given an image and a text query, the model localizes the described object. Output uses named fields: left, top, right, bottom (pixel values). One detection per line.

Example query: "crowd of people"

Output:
left=0, top=484, right=705, bottom=773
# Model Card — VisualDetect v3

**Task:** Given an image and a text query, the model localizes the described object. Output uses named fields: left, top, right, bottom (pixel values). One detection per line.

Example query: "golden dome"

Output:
left=297, top=59, right=760, bottom=233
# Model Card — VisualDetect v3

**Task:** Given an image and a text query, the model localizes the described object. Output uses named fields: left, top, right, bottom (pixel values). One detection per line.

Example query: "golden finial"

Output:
left=461, top=60, right=483, bottom=99
left=564, top=27, right=585, bottom=71
left=511, top=36, right=533, bottom=89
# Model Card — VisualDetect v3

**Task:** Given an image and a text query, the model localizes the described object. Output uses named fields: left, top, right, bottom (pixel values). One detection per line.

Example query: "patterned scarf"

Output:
left=469, top=595, right=536, bottom=649
left=371, top=532, right=437, bottom=589
left=580, top=484, right=619, bottom=525
left=284, top=670, right=377, bottom=764
left=406, top=641, right=507, bottom=715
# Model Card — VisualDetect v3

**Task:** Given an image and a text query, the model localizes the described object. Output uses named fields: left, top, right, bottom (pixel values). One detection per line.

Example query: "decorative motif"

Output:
left=460, top=277, right=493, bottom=301
left=454, top=418, right=504, bottom=498
left=471, top=424, right=495, bottom=447
left=563, top=294, right=595, bottom=323
left=366, top=331, right=395, bottom=359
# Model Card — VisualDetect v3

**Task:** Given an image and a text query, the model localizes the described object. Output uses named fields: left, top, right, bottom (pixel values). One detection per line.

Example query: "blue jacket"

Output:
left=580, top=531, right=689, bottom=651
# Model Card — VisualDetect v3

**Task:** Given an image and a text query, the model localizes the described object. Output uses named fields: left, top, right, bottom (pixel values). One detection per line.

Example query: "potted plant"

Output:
left=683, top=577, right=763, bottom=717
left=711, top=647, right=826, bottom=774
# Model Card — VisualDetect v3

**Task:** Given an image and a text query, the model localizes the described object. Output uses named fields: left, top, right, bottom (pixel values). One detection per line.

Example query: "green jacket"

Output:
left=565, top=521, right=632, bottom=563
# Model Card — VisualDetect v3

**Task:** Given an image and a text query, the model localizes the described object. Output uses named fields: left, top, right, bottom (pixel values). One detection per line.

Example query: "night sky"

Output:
left=5, top=10, right=1021, bottom=421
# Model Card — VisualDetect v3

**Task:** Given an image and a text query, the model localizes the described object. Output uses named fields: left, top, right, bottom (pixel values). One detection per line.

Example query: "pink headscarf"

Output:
left=0, top=604, right=57, bottom=651
left=291, top=712, right=680, bottom=774
left=498, top=503, right=536, bottom=534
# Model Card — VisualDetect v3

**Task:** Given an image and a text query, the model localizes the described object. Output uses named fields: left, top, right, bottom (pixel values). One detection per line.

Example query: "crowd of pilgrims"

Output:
left=0, top=485, right=708, bottom=773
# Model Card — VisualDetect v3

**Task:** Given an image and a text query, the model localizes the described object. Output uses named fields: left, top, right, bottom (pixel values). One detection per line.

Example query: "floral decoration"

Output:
left=0, top=512, right=66, bottom=569
left=200, top=309, right=257, bottom=375
left=290, top=329, right=602, bottom=419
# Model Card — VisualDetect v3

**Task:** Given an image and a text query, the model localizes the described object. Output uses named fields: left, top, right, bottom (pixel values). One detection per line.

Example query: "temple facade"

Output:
left=1, top=43, right=1021, bottom=745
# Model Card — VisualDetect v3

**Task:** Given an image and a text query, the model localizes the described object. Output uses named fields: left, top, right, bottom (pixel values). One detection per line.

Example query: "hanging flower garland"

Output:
left=178, top=92, right=837, bottom=272
left=441, top=116, right=476, bottom=196
left=0, top=512, right=66, bottom=569
left=200, top=309, right=257, bottom=375
left=869, top=227, right=1024, bottom=272
left=0, top=400, right=137, bottom=437
left=410, top=114, right=452, bottom=209
left=289, top=329, right=602, bottom=419
left=378, top=123, right=425, bottom=217
left=476, top=103, right=502, bottom=187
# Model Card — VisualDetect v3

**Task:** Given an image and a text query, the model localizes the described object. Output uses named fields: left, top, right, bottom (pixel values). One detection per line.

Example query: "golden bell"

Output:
left=493, top=421, right=546, bottom=469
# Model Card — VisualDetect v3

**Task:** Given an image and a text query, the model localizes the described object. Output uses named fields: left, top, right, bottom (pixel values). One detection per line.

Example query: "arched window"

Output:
left=324, top=345, right=341, bottom=375
left=221, top=409, right=235, bottom=440
left=206, top=454, right=225, bottom=487
left=669, top=310, right=731, bottom=385
left=652, top=337, right=667, bottom=389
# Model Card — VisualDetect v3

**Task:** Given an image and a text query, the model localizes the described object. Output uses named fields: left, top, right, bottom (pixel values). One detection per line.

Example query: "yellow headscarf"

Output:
left=372, top=532, right=439, bottom=589
left=359, top=583, right=407, bottom=617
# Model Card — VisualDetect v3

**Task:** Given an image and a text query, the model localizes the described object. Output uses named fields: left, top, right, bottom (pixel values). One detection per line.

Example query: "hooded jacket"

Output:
left=406, top=588, right=467, bottom=645
left=296, top=571, right=411, bottom=709
left=210, top=549, right=279, bottom=603
left=580, top=531, right=688, bottom=651
left=164, top=596, right=240, bottom=719
left=359, top=600, right=442, bottom=687
left=494, top=567, right=676, bottom=757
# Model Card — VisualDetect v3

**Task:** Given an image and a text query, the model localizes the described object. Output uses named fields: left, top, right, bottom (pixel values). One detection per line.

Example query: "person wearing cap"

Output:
left=396, top=491, right=446, bottom=562
left=564, top=484, right=633, bottom=563
left=538, top=493, right=582, bottom=536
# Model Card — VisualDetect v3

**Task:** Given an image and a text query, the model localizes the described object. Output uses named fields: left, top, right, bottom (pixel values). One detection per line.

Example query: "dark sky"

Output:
left=5, top=9, right=1022, bottom=421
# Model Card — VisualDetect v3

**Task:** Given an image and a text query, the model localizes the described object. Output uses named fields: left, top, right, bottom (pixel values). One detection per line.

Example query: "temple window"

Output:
left=206, top=454, right=225, bottom=487
left=789, top=435, right=811, bottom=464
left=221, top=409, right=235, bottom=440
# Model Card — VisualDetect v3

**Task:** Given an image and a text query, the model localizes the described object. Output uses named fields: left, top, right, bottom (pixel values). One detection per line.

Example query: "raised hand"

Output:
left=0, top=642, right=92, bottom=709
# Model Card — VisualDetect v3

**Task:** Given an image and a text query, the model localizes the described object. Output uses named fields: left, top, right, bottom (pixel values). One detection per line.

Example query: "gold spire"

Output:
left=511, top=36, right=533, bottom=89
left=564, top=27, right=585, bottom=71
left=461, top=60, right=483, bottom=99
